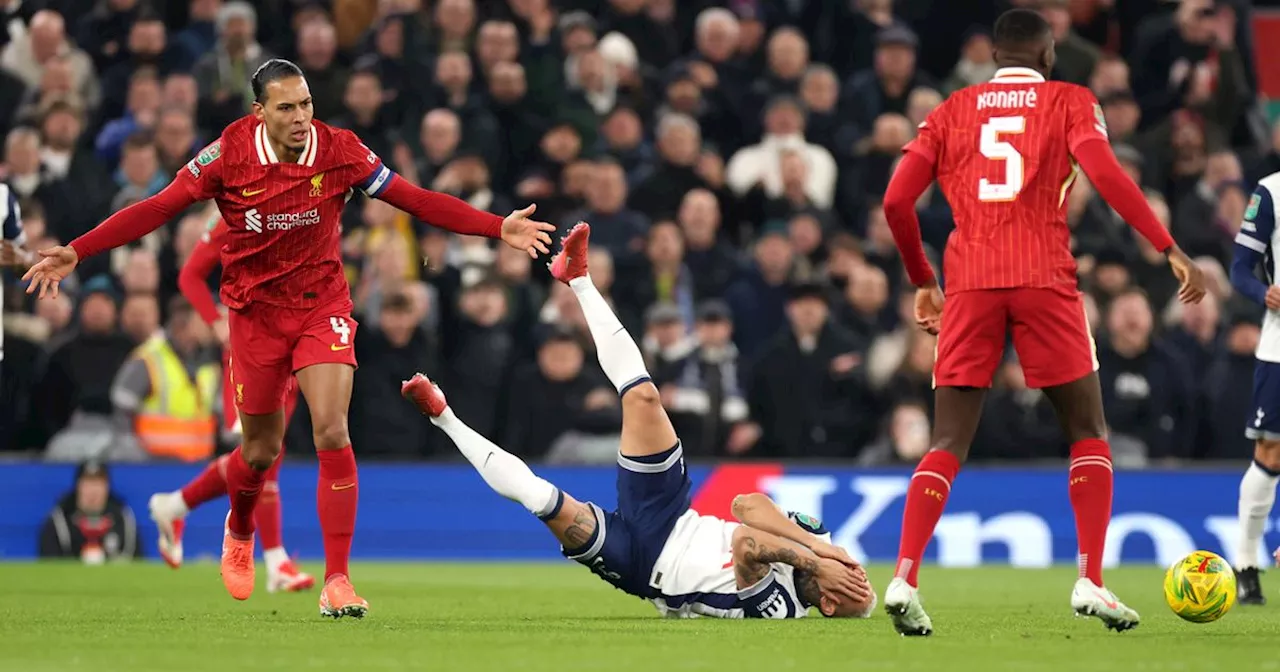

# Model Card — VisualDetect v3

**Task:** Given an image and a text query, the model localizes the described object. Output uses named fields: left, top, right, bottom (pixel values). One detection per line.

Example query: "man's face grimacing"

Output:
left=255, top=76, right=315, bottom=154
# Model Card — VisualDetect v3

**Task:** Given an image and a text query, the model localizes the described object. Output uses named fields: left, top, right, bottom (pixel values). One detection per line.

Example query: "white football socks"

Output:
left=1237, top=461, right=1278, bottom=569
left=431, top=408, right=560, bottom=518
left=264, top=546, right=289, bottom=570
left=569, top=275, right=650, bottom=392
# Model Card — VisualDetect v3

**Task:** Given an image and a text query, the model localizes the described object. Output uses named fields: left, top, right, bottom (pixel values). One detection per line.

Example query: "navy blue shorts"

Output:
left=1247, top=362, right=1280, bottom=441
left=564, top=442, right=690, bottom=599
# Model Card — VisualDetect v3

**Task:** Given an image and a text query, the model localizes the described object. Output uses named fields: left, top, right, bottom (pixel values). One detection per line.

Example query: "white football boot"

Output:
left=1070, top=578, right=1139, bottom=632
left=884, top=577, right=933, bottom=636
left=266, top=556, right=317, bottom=593
left=148, top=491, right=188, bottom=569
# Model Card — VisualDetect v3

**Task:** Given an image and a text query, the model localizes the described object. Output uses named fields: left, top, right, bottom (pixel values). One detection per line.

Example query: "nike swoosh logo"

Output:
left=1095, top=589, right=1118, bottom=610
left=330, top=482, right=355, bottom=491
left=242, top=188, right=267, bottom=197
left=330, top=344, right=351, bottom=351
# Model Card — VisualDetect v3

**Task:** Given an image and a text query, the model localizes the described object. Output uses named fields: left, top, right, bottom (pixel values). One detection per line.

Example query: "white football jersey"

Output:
left=1235, top=173, right=1280, bottom=362
left=646, top=509, right=825, bottom=619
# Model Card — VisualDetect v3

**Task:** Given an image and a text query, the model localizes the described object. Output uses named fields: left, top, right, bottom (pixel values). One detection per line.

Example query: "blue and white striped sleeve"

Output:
left=1231, top=184, right=1276, bottom=305
left=1236, top=184, right=1275, bottom=254
left=0, top=184, right=25, bottom=246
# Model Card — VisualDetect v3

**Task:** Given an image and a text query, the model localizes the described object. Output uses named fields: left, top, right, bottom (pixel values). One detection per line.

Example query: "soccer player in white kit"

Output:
left=402, top=223, right=874, bottom=619
left=1229, top=170, right=1280, bottom=604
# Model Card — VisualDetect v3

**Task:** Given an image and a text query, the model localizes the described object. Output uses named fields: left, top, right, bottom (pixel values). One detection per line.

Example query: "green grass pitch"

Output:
left=4, top=562, right=1279, bottom=671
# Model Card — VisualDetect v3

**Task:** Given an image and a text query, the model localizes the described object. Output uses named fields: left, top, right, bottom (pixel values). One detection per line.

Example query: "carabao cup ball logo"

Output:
left=1163, top=550, right=1236, bottom=623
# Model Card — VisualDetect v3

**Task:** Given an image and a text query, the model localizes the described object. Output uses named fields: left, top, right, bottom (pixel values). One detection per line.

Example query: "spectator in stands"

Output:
left=97, top=11, right=168, bottom=123
left=152, top=107, right=197, bottom=177
left=292, top=18, right=346, bottom=124
left=37, top=100, right=111, bottom=246
left=171, top=0, right=221, bottom=72
left=350, top=289, right=438, bottom=458
left=654, top=299, right=746, bottom=457
left=415, top=108, right=461, bottom=189
left=443, top=276, right=514, bottom=441
left=727, top=95, right=837, bottom=210
left=109, top=296, right=216, bottom=462
left=630, top=112, right=706, bottom=221
left=745, top=282, right=873, bottom=459
left=971, top=355, right=1063, bottom=461
left=943, top=28, right=997, bottom=95
left=1096, top=289, right=1197, bottom=463
left=75, top=0, right=140, bottom=74
left=1204, top=308, right=1262, bottom=460
left=1039, top=0, right=1100, bottom=86
left=859, top=400, right=932, bottom=466
left=569, top=157, right=648, bottom=259
left=677, top=188, right=739, bottom=300
left=194, top=1, right=270, bottom=132
left=40, top=276, right=134, bottom=461
left=503, top=324, right=619, bottom=461
left=2, top=10, right=98, bottom=113
left=38, top=460, right=139, bottom=562
left=109, top=132, right=164, bottom=213
left=485, top=61, right=543, bottom=192
left=117, top=291, right=158, bottom=346
left=841, top=25, right=932, bottom=141
left=725, top=227, right=793, bottom=357
left=431, top=49, right=496, bottom=161
left=95, top=67, right=161, bottom=166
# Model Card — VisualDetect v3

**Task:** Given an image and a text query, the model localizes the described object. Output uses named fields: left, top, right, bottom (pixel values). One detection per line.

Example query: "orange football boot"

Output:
left=401, top=373, right=448, bottom=418
left=319, top=574, right=368, bottom=619
left=548, top=221, right=590, bottom=284
left=220, top=512, right=256, bottom=601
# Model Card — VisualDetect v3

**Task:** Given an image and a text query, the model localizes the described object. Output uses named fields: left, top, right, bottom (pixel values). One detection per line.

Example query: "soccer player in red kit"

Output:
left=24, top=59, right=555, bottom=618
left=878, top=10, right=1206, bottom=636
left=147, top=215, right=314, bottom=594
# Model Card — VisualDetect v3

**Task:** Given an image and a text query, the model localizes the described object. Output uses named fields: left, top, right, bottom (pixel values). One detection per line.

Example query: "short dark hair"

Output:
left=251, top=58, right=305, bottom=104
left=123, top=130, right=155, bottom=153
left=383, top=290, right=414, bottom=314
left=993, top=8, right=1051, bottom=48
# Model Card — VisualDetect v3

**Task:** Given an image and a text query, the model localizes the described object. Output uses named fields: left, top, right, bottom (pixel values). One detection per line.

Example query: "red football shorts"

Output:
left=220, top=353, right=301, bottom=432
left=227, top=297, right=359, bottom=415
left=933, top=286, right=1097, bottom=389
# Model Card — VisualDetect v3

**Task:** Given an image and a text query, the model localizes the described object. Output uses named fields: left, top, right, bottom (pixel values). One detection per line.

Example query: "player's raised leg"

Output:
left=883, top=290, right=1001, bottom=637
left=1015, top=286, right=1137, bottom=631
left=553, top=222, right=679, bottom=466
left=401, top=375, right=597, bottom=551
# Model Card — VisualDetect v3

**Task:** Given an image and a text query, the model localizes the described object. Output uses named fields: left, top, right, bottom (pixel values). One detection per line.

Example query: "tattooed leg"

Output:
left=544, top=497, right=599, bottom=552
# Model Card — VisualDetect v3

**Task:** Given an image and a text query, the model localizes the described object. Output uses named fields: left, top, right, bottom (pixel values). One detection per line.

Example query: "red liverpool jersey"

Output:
left=174, top=117, right=393, bottom=310
left=903, top=67, right=1108, bottom=292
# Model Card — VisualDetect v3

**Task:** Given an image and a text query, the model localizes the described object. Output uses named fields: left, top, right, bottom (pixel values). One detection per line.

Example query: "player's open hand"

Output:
left=1166, top=246, right=1206, bottom=304
left=21, top=244, right=79, bottom=299
left=501, top=204, right=556, bottom=258
left=914, top=283, right=944, bottom=334
left=813, top=557, right=872, bottom=604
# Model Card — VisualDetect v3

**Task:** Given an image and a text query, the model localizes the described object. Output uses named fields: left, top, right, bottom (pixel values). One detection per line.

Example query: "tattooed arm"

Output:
left=731, top=492, right=860, bottom=567
left=731, top=524, right=873, bottom=614
left=730, top=523, right=821, bottom=589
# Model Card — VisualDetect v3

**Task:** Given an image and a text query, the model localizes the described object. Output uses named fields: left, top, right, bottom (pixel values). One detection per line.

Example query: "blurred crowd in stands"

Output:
left=0, top=0, right=1277, bottom=466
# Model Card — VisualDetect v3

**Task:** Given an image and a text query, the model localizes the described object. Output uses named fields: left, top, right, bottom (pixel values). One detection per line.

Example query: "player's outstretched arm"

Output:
left=731, top=493, right=859, bottom=568
left=1231, top=185, right=1280, bottom=309
left=1072, top=138, right=1205, bottom=304
left=23, top=181, right=198, bottom=299
left=374, top=173, right=554, bottom=258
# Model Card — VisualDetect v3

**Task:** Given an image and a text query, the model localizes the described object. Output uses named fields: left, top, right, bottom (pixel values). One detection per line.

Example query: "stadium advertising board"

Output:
left=0, top=462, right=1263, bottom=566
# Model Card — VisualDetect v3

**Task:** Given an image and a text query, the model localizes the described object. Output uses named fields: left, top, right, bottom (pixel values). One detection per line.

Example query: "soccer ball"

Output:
left=1163, top=550, right=1237, bottom=623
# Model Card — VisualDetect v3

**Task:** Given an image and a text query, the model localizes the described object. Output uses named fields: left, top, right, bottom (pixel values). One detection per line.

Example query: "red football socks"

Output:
left=1068, top=438, right=1113, bottom=586
left=317, top=446, right=358, bottom=581
left=224, top=446, right=266, bottom=538
left=894, top=450, right=962, bottom=588
left=181, top=455, right=229, bottom=509
left=256, top=454, right=285, bottom=550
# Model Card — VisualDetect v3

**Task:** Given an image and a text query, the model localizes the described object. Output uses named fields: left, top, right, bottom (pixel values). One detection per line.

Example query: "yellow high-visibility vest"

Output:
left=134, top=336, right=221, bottom=462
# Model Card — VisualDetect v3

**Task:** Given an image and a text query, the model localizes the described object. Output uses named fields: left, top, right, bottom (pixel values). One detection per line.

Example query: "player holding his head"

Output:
left=403, top=223, right=874, bottom=619
left=1228, top=170, right=1280, bottom=604
left=880, top=9, right=1206, bottom=635
left=148, top=215, right=313, bottom=594
left=24, top=59, right=555, bottom=618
